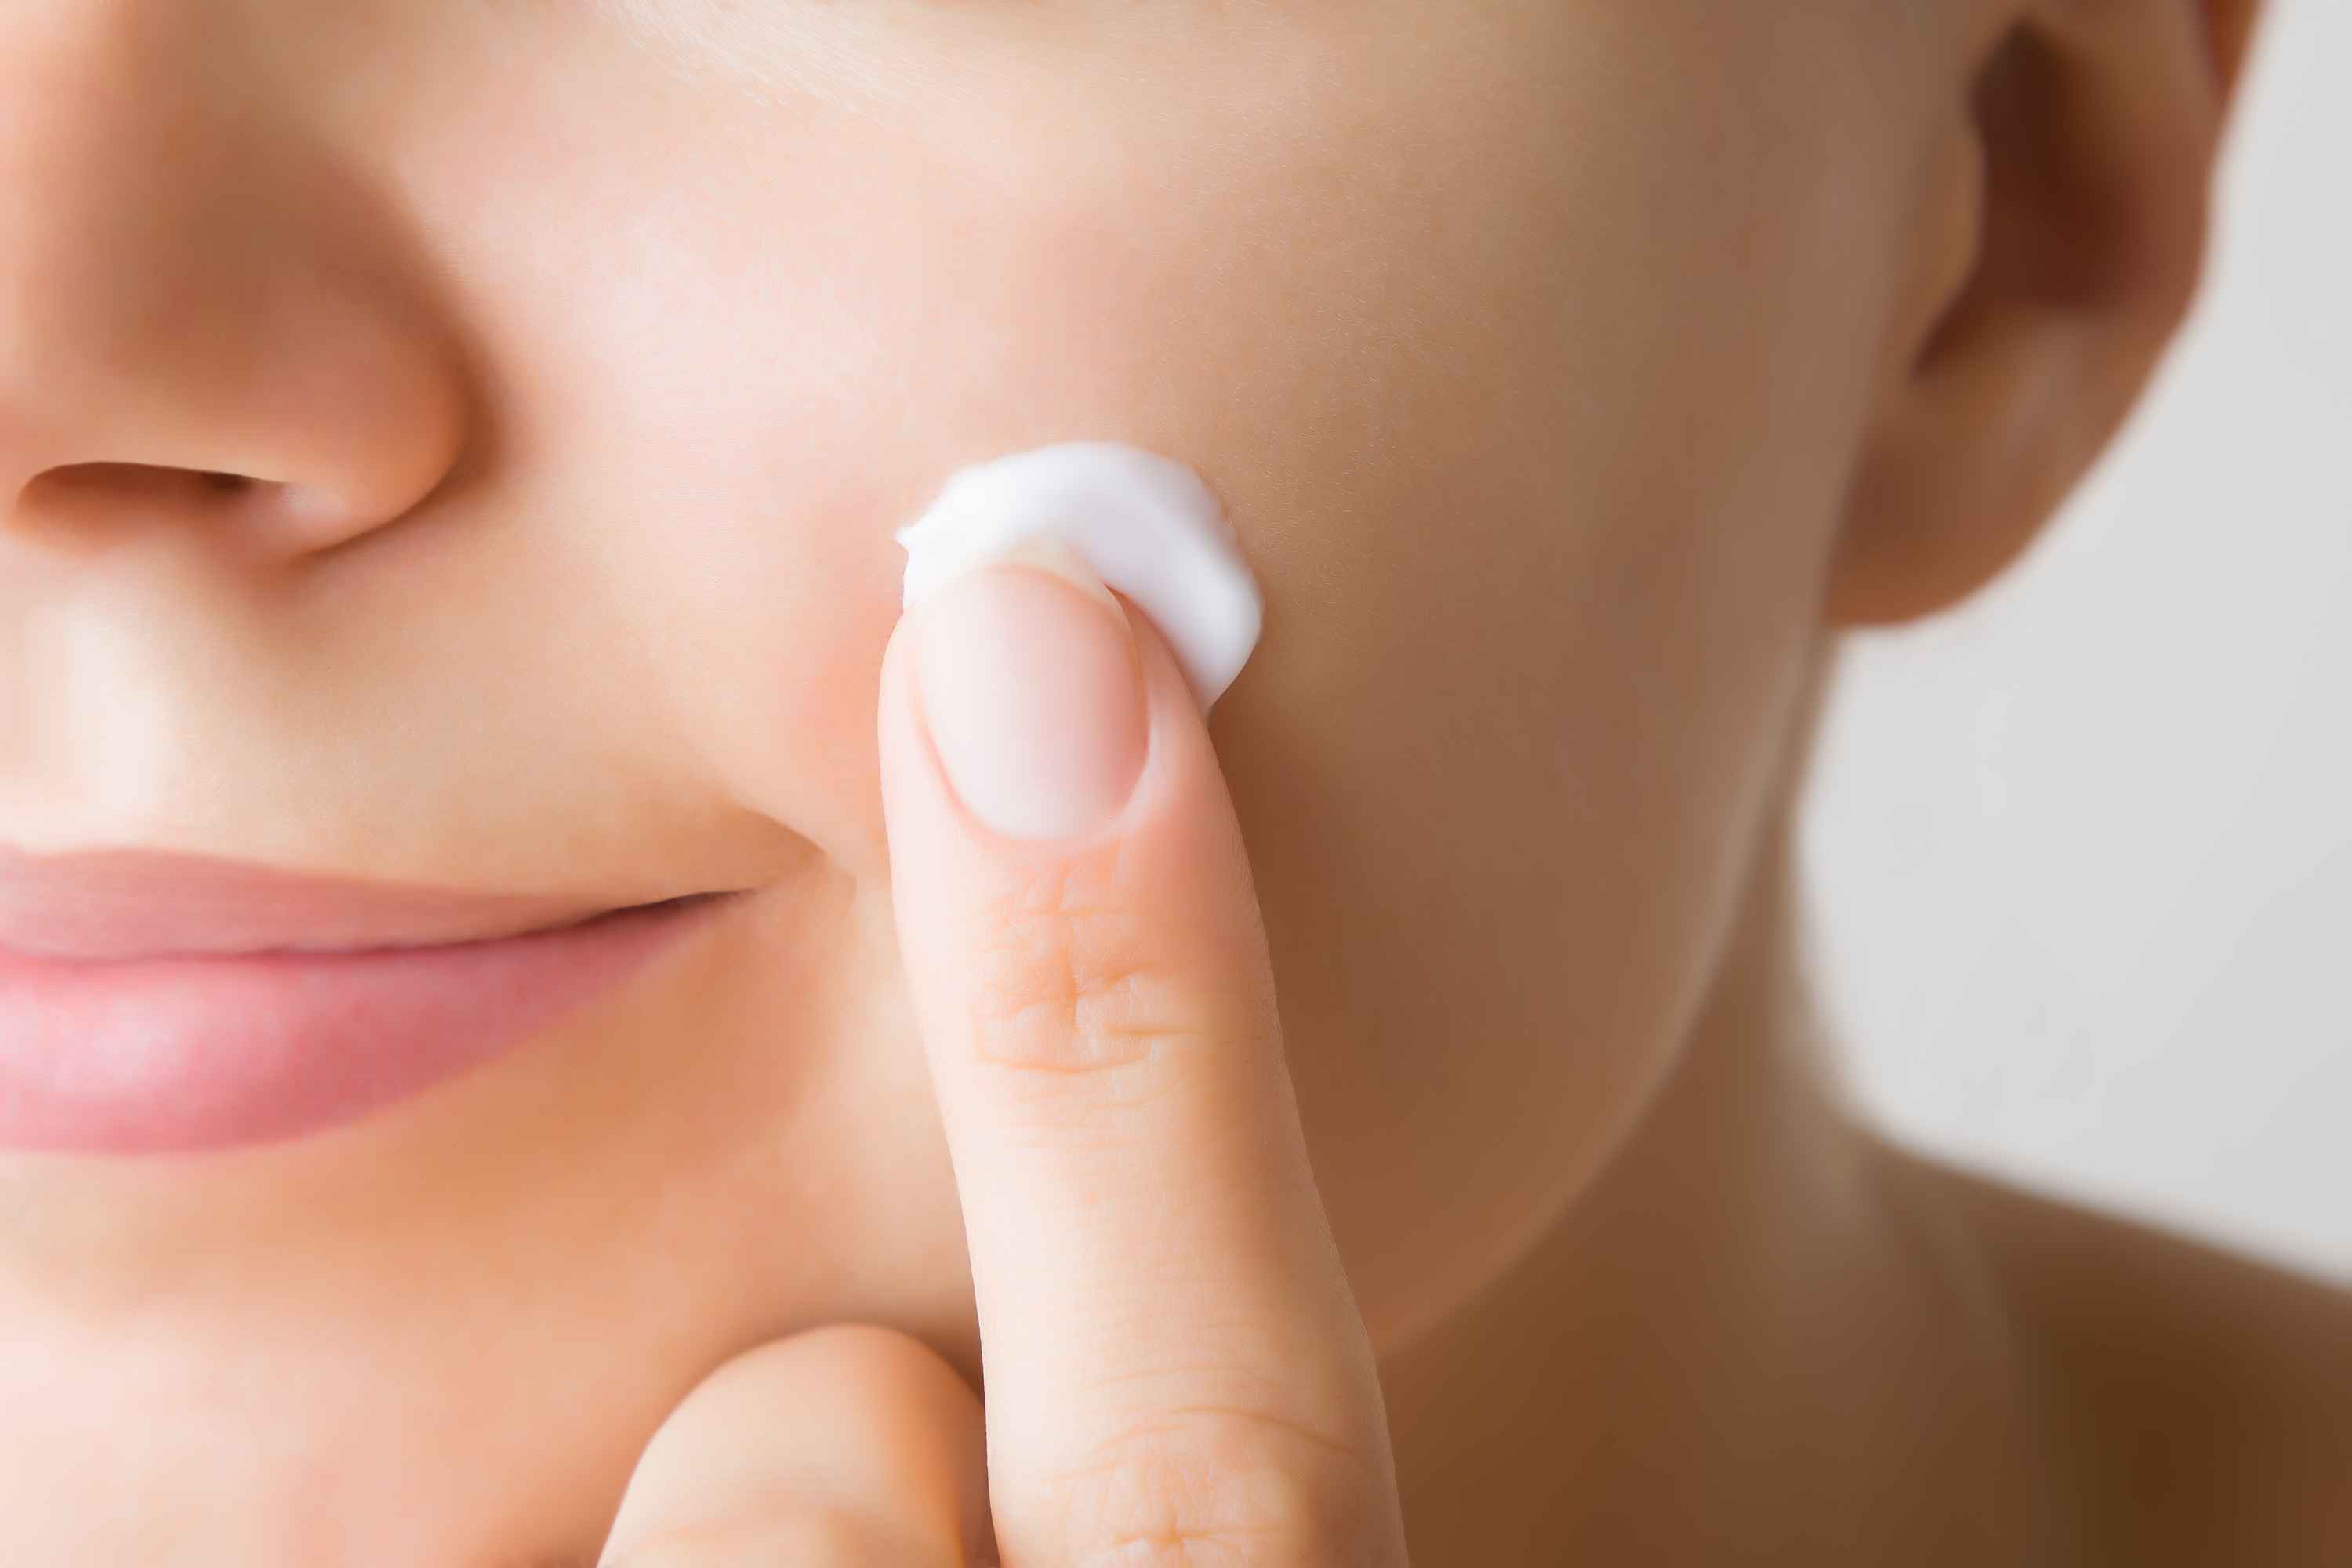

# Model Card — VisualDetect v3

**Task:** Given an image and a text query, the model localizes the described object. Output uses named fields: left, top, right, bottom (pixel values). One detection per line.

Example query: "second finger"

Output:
left=601, top=1325, right=991, bottom=1568
left=879, top=563, right=1406, bottom=1565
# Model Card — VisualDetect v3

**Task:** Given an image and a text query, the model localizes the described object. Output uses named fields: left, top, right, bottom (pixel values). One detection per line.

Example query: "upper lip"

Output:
left=0, top=849, right=629, bottom=960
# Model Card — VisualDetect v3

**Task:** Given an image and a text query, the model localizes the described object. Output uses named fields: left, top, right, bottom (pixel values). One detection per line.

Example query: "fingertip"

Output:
left=914, top=565, right=1149, bottom=844
left=880, top=559, right=1226, bottom=862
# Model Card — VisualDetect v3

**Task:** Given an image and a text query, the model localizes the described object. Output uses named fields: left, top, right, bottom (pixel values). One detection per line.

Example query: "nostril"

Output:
left=27, top=461, right=268, bottom=503
left=13, top=462, right=300, bottom=548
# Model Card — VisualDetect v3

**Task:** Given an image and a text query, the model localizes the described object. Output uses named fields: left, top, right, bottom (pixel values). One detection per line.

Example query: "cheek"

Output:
left=1157, top=26, right=1881, bottom=1341
left=408, top=57, right=1287, bottom=882
left=405, top=5, right=1878, bottom=1348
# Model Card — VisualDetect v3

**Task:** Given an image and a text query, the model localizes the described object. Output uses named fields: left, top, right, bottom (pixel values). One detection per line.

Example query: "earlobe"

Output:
left=1825, top=0, right=2249, bottom=627
left=2201, top=0, right=2265, bottom=107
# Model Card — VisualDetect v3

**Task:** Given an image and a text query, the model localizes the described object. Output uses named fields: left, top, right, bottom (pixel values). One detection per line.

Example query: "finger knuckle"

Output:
left=1036, top=1414, right=1392, bottom=1568
left=961, top=862, right=1257, bottom=1079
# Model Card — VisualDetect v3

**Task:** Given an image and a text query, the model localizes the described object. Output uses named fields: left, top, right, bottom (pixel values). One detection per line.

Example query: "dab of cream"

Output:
left=897, top=444, right=1263, bottom=709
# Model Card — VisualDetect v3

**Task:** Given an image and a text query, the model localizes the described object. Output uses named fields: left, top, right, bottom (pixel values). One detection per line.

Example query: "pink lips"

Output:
left=0, top=851, right=721, bottom=1156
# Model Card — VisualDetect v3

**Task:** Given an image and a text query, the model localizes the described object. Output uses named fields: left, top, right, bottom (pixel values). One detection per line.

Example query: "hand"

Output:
left=601, top=561, right=1406, bottom=1566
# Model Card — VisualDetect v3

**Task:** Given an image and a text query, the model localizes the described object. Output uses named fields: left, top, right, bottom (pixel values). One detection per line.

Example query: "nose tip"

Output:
left=0, top=8, right=472, bottom=561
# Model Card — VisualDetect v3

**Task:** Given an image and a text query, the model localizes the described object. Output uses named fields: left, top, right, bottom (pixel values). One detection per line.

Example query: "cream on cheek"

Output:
left=897, top=444, right=1263, bottom=711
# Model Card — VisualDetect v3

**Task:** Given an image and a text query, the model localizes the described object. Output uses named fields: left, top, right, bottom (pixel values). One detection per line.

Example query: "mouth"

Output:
left=0, top=851, right=731, bottom=1157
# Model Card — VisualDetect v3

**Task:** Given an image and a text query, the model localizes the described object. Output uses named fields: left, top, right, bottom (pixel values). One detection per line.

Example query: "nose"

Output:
left=0, top=5, right=469, bottom=561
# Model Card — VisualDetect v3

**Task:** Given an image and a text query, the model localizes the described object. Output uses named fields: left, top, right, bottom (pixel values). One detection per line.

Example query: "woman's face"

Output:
left=0, top=0, right=1947, bottom=1555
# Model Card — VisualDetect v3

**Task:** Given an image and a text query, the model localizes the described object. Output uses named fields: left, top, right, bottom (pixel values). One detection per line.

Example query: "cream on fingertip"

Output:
left=896, top=443, right=1263, bottom=709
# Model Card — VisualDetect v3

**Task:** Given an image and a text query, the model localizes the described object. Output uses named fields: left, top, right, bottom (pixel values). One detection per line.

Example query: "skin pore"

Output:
left=1, top=0, right=2343, bottom=1563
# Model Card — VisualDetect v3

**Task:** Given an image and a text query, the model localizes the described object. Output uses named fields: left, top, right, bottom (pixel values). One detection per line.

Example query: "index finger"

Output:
left=878, top=560, right=1406, bottom=1567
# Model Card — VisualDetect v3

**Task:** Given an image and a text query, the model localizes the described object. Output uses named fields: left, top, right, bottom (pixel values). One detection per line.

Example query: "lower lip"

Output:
left=0, top=898, right=721, bottom=1156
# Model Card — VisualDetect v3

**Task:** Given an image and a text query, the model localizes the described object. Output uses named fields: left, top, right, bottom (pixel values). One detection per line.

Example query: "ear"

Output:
left=1825, top=0, right=2263, bottom=626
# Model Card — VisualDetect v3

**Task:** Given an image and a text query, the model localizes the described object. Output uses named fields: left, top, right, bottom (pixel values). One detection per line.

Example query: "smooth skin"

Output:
left=2, top=0, right=2347, bottom=1563
left=622, top=2, right=2352, bottom=1560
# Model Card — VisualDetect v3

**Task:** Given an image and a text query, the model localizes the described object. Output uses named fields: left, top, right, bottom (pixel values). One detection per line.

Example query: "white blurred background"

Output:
left=1805, top=0, right=2352, bottom=1282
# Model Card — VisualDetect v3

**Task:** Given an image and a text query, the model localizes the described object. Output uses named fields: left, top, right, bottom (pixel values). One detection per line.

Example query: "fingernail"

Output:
left=913, top=553, right=1148, bottom=843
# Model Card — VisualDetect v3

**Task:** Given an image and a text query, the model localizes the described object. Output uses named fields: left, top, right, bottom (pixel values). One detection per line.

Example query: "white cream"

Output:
left=897, top=444, right=1263, bottom=709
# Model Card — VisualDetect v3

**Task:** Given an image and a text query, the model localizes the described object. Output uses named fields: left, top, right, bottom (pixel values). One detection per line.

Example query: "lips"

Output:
left=0, top=851, right=723, bottom=1156
left=0, top=849, right=626, bottom=959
